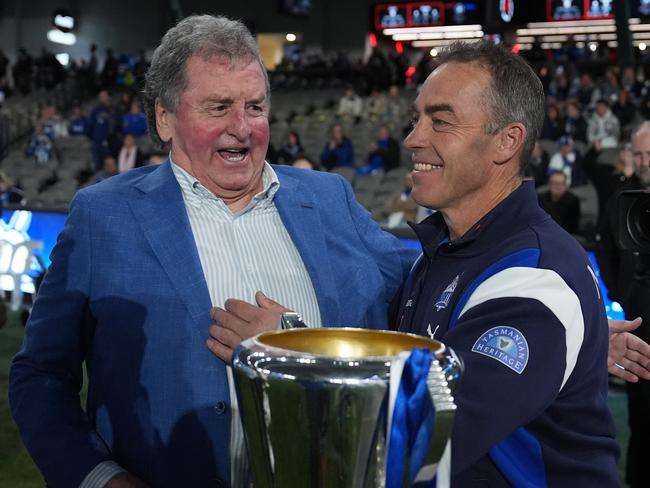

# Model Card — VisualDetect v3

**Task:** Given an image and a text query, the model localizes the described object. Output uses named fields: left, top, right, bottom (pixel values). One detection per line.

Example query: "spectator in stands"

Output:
left=364, top=88, right=387, bottom=123
left=540, top=104, right=564, bottom=141
left=117, top=134, right=145, bottom=173
left=40, top=105, right=68, bottom=140
left=563, top=101, right=587, bottom=142
left=276, top=130, right=304, bottom=164
left=547, top=73, right=575, bottom=102
left=383, top=84, right=408, bottom=130
left=600, top=68, right=620, bottom=102
left=577, top=73, right=601, bottom=111
left=36, top=48, right=66, bottom=90
left=320, top=123, right=354, bottom=170
left=539, top=171, right=581, bottom=234
left=117, top=92, right=133, bottom=116
left=336, top=85, right=363, bottom=123
left=121, top=98, right=148, bottom=138
left=0, top=171, right=26, bottom=207
left=631, top=67, right=650, bottom=105
left=13, top=48, right=33, bottom=96
left=68, top=106, right=90, bottom=136
left=357, top=125, right=400, bottom=175
left=583, top=140, right=636, bottom=224
left=612, top=88, right=638, bottom=129
left=292, top=155, right=319, bottom=171
left=92, top=155, right=118, bottom=183
left=588, top=99, right=620, bottom=148
left=525, top=140, right=550, bottom=186
left=548, top=135, right=586, bottom=186
left=25, top=124, right=53, bottom=164
left=89, top=89, right=117, bottom=170
left=85, top=44, right=99, bottom=93
left=101, top=48, right=118, bottom=89
left=382, top=171, right=418, bottom=227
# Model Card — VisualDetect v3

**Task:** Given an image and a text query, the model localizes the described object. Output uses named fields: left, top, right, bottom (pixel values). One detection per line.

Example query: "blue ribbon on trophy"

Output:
left=386, top=348, right=449, bottom=488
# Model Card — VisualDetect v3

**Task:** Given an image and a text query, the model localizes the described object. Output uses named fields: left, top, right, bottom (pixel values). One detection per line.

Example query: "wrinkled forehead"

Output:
left=414, top=62, right=490, bottom=114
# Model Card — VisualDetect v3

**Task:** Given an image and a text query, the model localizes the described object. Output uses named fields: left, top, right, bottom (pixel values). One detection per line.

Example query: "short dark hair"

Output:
left=436, top=40, right=545, bottom=175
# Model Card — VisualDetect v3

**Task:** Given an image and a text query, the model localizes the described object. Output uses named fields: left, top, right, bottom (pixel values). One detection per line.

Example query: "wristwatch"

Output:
left=280, top=311, right=308, bottom=330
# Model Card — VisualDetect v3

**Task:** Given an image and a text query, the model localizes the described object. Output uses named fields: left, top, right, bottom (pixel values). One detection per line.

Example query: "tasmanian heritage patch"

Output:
left=471, top=325, right=529, bottom=374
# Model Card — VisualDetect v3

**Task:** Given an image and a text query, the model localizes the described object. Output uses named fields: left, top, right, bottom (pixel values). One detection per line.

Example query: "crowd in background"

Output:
left=1, top=40, right=650, bottom=239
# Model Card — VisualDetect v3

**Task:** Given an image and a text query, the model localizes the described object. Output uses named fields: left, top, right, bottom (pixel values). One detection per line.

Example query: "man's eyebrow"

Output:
left=201, top=95, right=268, bottom=105
left=423, top=103, right=454, bottom=116
left=201, top=96, right=233, bottom=105
left=247, top=95, right=268, bottom=105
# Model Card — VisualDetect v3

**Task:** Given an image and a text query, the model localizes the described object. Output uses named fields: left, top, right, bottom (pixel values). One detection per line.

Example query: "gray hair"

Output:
left=436, top=40, right=545, bottom=175
left=143, top=15, right=270, bottom=148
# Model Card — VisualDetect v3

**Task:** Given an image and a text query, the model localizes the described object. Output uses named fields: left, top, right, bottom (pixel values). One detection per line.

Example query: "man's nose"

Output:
left=227, top=108, right=251, bottom=140
left=404, top=122, right=426, bottom=150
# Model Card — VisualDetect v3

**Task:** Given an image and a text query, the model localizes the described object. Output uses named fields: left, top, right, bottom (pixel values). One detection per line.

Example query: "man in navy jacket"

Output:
left=392, top=40, right=619, bottom=486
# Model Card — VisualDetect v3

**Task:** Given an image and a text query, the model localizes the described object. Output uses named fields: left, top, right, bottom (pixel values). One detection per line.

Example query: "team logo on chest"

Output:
left=434, top=274, right=459, bottom=311
left=471, top=326, right=529, bottom=374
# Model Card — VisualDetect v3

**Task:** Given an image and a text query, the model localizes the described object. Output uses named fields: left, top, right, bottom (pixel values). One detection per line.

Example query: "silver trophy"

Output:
left=232, top=328, right=463, bottom=487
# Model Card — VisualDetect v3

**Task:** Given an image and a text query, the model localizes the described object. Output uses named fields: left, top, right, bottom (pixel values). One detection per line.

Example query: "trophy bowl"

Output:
left=232, top=327, right=462, bottom=488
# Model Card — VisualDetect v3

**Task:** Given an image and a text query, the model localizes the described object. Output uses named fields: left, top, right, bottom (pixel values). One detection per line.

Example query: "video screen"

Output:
left=445, top=1, right=481, bottom=25
left=585, top=0, right=614, bottom=19
left=377, top=4, right=408, bottom=27
left=549, top=0, right=584, bottom=20
left=634, top=0, right=650, bottom=17
left=411, top=3, right=444, bottom=25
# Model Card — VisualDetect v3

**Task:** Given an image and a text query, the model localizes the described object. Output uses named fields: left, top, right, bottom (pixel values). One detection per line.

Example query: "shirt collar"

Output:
left=170, top=155, right=280, bottom=211
left=410, top=181, right=544, bottom=257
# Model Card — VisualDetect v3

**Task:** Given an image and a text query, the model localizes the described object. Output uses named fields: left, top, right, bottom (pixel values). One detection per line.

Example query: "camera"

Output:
left=617, top=189, right=650, bottom=253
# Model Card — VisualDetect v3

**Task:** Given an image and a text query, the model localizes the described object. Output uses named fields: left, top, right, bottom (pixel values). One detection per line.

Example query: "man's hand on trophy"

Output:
left=207, top=291, right=290, bottom=363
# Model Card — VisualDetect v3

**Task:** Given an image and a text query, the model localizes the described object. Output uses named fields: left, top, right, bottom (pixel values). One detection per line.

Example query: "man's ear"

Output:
left=155, top=99, right=173, bottom=143
left=493, top=122, right=526, bottom=165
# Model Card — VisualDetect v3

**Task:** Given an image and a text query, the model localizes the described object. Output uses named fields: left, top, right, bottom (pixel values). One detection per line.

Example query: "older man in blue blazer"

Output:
left=9, top=16, right=415, bottom=488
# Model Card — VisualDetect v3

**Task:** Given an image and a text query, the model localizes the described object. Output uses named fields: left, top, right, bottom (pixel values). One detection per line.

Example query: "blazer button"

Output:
left=214, top=400, right=228, bottom=415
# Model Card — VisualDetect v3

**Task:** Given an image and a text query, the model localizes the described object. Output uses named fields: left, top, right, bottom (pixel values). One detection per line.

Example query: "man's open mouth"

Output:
left=218, top=148, right=249, bottom=162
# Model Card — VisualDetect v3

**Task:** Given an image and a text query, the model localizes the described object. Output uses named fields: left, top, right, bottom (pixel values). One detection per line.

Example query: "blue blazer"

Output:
left=10, top=162, right=416, bottom=487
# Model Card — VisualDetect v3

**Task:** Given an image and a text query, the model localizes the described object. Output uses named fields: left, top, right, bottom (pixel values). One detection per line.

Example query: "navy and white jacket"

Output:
left=392, top=181, right=620, bottom=487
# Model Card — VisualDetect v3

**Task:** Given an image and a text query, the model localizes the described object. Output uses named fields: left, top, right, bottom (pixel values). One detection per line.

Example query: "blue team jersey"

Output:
left=393, top=181, right=620, bottom=487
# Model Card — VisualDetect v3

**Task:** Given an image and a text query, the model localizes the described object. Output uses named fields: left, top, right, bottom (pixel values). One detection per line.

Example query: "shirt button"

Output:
left=214, top=401, right=228, bottom=415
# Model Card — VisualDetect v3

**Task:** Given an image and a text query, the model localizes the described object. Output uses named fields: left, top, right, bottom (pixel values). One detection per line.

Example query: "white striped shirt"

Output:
left=171, top=160, right=321, bottom=487
left=80, top=161, right=321, bottom=488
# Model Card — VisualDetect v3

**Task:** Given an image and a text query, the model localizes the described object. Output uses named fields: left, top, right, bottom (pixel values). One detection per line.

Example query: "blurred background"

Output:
left=1, top=0, right=648, bottom=485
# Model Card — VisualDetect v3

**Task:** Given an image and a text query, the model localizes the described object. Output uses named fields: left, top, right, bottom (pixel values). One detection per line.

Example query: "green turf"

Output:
left=0, top=312, right=43, bottom=487
left=0, top=312, right=634, bottom=486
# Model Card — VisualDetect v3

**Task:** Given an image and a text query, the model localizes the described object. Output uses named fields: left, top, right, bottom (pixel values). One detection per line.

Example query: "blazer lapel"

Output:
left=274, top=173, right=340, bottom=326
left=128, top=162, right=212, bottom=324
